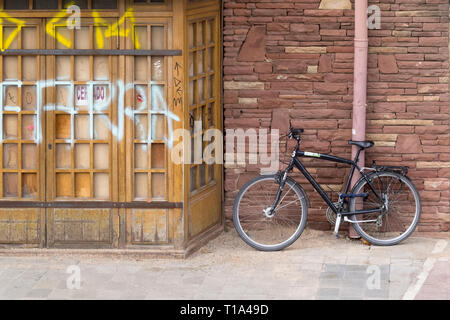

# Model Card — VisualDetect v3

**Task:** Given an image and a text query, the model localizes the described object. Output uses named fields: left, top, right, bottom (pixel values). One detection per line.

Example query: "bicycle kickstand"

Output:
left=333, top=214, right=342, bottom=238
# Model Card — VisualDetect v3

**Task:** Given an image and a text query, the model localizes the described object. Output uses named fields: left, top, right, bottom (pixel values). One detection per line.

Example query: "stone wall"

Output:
left=223, top=0, right=450, bottom=232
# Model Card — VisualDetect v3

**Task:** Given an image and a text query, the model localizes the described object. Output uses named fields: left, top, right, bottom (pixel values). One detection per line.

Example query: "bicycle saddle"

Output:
left=348, top=140, right=374, bottom=149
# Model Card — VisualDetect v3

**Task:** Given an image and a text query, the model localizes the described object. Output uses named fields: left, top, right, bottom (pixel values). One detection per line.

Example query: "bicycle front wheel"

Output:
left=233, top=174, right=308, bottom=251
left=348, top=171, right=421, bottom=246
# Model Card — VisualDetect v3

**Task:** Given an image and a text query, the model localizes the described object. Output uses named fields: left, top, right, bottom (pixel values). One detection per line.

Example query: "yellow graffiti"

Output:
left=0, top=11, right=26, bottom=52
left=46, top=10, right=72, bottom=48
left=1, top=8, right=140, bottom=51
left=92, top=8, right=140, bottom=49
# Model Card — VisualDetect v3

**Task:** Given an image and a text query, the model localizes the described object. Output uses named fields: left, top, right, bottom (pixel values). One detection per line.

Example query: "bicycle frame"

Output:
left=274, top=144, right=384, bottom=217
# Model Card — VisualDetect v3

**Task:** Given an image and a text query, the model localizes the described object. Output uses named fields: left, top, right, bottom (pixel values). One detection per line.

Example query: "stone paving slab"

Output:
left=0, top=229, right=447, bottom=300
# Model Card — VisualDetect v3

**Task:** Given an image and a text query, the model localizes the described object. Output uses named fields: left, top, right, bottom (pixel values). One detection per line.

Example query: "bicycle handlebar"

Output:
left=288, top=125, right=304, bottom=140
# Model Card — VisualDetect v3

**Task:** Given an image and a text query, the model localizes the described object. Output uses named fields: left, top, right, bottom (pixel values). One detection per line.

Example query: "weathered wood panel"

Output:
left=48, top=208, right=117, bottom=247
left=130, top=208, right=168, bottom=244
left=0, top=209, right=42, bottom=245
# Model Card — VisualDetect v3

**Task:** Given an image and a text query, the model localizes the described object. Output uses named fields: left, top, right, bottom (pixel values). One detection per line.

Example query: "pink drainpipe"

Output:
left=349, top=0, right=368, bottom=237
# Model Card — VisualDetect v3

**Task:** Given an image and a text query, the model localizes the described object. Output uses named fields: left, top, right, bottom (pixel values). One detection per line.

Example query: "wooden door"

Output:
left=45, top=19, right=119, bottom=247
left=187, top=12, right=222, bottom=238
left=0, top=20, right=45, bottom=247
left=124, top=18, right=173, bottom=246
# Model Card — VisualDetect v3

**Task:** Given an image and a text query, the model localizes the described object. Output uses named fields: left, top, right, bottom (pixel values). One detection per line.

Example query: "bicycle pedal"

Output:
left=333, top=233, right=340, bottom=239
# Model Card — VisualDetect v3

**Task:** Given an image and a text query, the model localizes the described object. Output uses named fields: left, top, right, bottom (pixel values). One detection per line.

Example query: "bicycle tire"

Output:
left=348, top=171, right=421, bottom=246
left=233, top=174, right=308, bottom=251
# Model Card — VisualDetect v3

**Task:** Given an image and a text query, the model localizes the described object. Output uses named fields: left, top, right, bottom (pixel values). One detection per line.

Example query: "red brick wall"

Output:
left=223, top=0, right=450, bottom=232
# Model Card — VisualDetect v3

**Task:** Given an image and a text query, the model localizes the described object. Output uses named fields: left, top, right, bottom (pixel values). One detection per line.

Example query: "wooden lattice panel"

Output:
left=0, top=25, right=40, bottom=200
left=188, top=17, right=217, bottom=193
left=52, top=25, right=113, bottom=200
left=131, top=23, right=168, bottom=201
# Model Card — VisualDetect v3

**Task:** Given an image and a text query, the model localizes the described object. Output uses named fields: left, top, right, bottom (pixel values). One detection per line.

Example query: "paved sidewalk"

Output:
left=0, top=229, right=448, bottom=300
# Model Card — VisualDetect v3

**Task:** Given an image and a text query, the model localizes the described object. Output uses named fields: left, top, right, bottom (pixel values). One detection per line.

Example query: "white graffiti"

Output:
left=0, top=78, right=180, bottom=148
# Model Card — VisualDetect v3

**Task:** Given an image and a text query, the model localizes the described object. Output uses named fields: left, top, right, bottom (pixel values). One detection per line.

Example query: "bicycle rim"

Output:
left=349, top=172, right=421, bottom=245
left=233, top=175, right=307, bottom=250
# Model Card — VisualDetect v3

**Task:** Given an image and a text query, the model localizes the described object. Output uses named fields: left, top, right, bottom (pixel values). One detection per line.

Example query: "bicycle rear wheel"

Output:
left=233, top=174, right=308, bottom=251
left=348, top=171, right=421, bottom=246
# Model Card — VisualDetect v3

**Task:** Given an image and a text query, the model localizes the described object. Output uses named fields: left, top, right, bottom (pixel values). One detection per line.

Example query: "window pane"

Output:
left=4, top=0, right=28, bottom=9
left=33, top=0, right=58, bottom=9
left=93, top=0, right=117, bottom=9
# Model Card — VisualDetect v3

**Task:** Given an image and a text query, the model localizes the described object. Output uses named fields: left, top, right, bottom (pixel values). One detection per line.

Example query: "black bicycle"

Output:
left=233, top=124, right=421, bottom=251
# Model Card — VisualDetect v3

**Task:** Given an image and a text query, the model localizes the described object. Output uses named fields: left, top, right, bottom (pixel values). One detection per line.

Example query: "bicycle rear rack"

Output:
left=372, top=161, right=408, bottom=176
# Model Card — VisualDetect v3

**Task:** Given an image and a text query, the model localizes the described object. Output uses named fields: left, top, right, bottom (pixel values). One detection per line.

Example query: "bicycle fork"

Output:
left=267, top=171, right=289, bottom=216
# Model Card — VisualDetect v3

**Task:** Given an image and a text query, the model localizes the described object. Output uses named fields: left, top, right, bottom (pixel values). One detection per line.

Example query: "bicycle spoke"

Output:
left=234, top=176, right=305, bottom=249
left=275, top=198, right=300, bottom=211
left=350, top=172, right=420, bottom=244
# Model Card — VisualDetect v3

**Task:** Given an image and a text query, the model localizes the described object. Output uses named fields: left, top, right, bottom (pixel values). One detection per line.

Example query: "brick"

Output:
left=417, top=162, right=450, bottom=169
left=378, top=55, right=399, bottom=74
left=224, top=81, right=265, bottom=90
left=320, top=29, right=346, bottom=37
left=415, top=126, right=449, bottom=134
left=224, top=118, right=260, bottom=128
left=369, top=47, right=408, bottom=54
left=307, top=65, right=318, bottom=73
left=270, top=82, right=313, bottom=91
left=304, top=9, right=344, bottom=17
left=271, top=108, right=290, bottom=131
left=254, top=62, right=272, bottom=74
left=369, top=120, right=434, bottom=126
left=373, top=102, right=406, bottom=113
left=438, top=168, right=450, bottom=178
left=291, top=109, right=350, bottom=119
left=224, top=66, right=254, bottom=75
left=366, top=134, right=398, bottom=141
left=267, top=23, right=289, bottom=32
left=319, top=0, right=351, bottom=10
left=252, top=9, right=286, bottom=17
left=318, top=55, right=332, bottom=73
left=395, top=135, right=422, bottom=154
left=314, top=83, right=347, bottom=94
left=291, top=24, right=319, bottom=33
left=386, top=96, right=423, bottom=102
left=274, top=60, right=308, bottom=73
left=291, top=120, right=338, bottom=129
left=238, top=98, right=257, bottom=105
left=286, top=47, right=327, bottom=54
left=418, top=84, right=448, bottom=94
left=237, top=26, right=266, bottom=62
left=421, top=191, right=441, bottom=202
left=419, top=37, right=448, bottom=47
left=424, top=179, right=450, bottom=191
